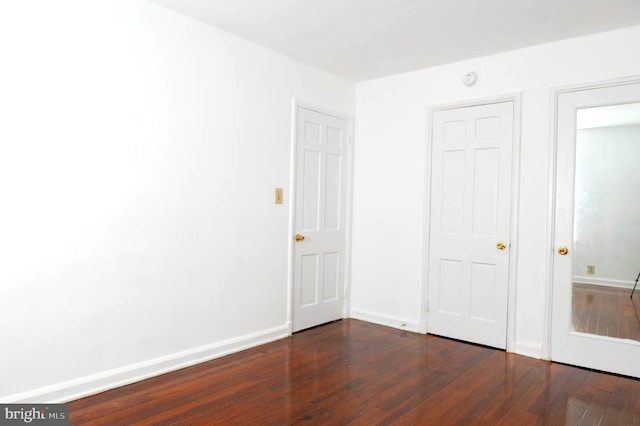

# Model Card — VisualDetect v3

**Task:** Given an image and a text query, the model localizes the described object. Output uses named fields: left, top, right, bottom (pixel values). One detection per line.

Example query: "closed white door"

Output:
left=551, top=80, right=640, bottom=377
left=428, top=101, right=514, bottom=349
left=292, top=106, right=349, bottom=332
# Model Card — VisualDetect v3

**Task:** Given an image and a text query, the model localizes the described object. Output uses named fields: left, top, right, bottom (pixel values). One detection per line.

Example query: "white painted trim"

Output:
left=514, top=340, right=544, bottom=359
left=286, top=99, right=298, bottom=336
left=425, top=93, right=524, bottom=112
left=551, top=74, right=640, bottom=96
left=542, top=88, right=558, bottom=361
left=288, top=99, right=354, bottom=330
left=292, top=99, right=352, bottom=121
left=540, top=342, right=550, bottom=362
left=420, top=104, right=434, bottom=335
left=573, top=276, right=635, bottom=289
left=350, top=309, right=421, bottom=333
left=343, top=119, right=356, bottom=319
left=507, top=94, right=523, bottom=354
left=422, top=93, right=522, bottom=351
left=4, top=324, right=289, bottom=404
left=545, top=74, right=640, bottom=362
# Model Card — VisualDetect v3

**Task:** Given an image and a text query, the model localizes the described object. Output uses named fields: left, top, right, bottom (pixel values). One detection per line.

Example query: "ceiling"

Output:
left=577, top=103, right=640, bottom=129
left=149, top=0, right=640, bottom=82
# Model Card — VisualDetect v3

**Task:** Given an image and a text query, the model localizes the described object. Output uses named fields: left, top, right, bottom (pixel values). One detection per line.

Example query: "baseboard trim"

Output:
left=514, top=340, right=543, bottom=359
left=4, top=324, right=290, bottom=404
left=573, top=276, right=634, bottom=289
left=350, top=309, right=421, bottom=333
left=351, top=311, right=544, bottom=360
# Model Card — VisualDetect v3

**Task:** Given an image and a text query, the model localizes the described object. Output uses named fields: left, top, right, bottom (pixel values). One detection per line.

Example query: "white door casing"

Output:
left=291, top=106, right=349, bottom=333
left=550, top=79, right=640, bottom=377
left=427, top=101, right=515, bottom=349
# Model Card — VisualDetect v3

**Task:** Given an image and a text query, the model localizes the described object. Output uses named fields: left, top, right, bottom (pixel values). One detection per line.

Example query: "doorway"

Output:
left=426, top=99, right=519, bottom=349
left=550, top=78, right=640, bottom=377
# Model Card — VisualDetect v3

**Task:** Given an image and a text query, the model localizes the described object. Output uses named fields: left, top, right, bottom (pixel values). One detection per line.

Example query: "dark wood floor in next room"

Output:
left=573, top=282, right=640, bottom=341
left=68, top=319, right=640, bottom=425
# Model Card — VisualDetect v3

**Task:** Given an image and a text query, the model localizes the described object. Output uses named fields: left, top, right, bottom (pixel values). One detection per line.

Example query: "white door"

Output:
left=428, top=101, right=514, bottom=349
left=292, top=106, right=349, bottom=332
left=551, top=80, right=640, bottom=377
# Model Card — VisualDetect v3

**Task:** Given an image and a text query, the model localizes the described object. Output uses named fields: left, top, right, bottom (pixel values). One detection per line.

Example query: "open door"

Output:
left=551, top=79, right=640, bottom=377
left=291, top=106, right=350, bottom=332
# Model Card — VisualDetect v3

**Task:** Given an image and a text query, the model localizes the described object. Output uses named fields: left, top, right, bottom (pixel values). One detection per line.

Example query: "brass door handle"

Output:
left=496, top=241, right=506, bottom=250
left=558, top=246, right=568, bottom=255
left=295, top=234, right=305, bottom=242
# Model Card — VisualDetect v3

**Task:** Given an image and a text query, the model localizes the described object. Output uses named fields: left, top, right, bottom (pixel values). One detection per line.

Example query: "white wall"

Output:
left=0, top=0, right=353, bottom=402
left=574, top=125, right=640, bottom=287
left=350, top=25, right=640, bottom=358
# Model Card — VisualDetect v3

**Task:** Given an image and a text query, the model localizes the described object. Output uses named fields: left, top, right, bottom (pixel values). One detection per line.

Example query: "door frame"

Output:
left=422, top=94, right=522, bottom=352
left=544, top=75, right=640, bottom=360
left=286, top=99, right=354, bottom=335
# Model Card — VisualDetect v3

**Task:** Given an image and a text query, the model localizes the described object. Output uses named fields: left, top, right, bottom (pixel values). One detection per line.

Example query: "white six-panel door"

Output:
left=292, top=106, right=349, bottom=332
left=428, top=101, right=514, bottom=349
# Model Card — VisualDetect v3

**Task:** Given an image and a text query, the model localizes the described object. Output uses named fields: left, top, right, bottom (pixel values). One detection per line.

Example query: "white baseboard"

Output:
left=573, top=276, right=634, bottom=289
left=514, top=340, right=543, bottom=359
left=350, top=309, right=421, bottom=333
left=418, top=318, right=428, bottom=334
left=350, top=310, right=545, bottom=361
left=540, top=342, right=550, bottom=361
left=4, top=324, right=289, bottom=404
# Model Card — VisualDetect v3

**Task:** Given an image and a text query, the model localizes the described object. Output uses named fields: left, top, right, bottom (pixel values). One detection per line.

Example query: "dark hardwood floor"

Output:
left=573, top=283, right=640, bottom=341
left=69, top=319, right=640, bottom=425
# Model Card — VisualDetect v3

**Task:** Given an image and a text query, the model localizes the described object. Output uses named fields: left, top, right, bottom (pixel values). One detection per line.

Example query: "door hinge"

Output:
left=344, top=288, right=349, bottom=299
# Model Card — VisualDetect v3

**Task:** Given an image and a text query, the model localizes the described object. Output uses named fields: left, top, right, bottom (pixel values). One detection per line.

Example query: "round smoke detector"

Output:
left=463, top=71, right=477, bottom=86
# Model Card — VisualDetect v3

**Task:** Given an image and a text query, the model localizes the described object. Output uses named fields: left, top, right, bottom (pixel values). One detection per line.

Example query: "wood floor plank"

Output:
left=563, top=370, right=603, bottom=424
left=448, top=354, right=538, bottom=424
left=479, top=358, right=548, bottom=423
left=580, top=388, right=612, bottom=425
left=67, top=319, right=640, bottom=425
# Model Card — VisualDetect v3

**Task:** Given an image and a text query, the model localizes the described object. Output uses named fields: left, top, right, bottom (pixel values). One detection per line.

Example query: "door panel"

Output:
left=302, top=151, right=320, bottom=230
left=441, top=150, right=465, bottom=233
left=300, top=254, right=319, bottom=307
left=324, top=154, right=341, bottom=230
left=322, top=252, right=339, bottom=301
left=470, top=262, right=496, bottom=320
left=428, top=101, right=514, bottom=349
left=292, top=107, right=348, bottom=332
left=439, top=259, right=463, bottom=314
left=473, top=148, right=499, bottom=235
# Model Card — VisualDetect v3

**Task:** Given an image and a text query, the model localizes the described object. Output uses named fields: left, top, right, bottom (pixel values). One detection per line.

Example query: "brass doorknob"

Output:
left=496, top=241, right=506, bottom=250
left=295, top=234, right=305, bottom=242
left=558, top=246, right=568, bottom=255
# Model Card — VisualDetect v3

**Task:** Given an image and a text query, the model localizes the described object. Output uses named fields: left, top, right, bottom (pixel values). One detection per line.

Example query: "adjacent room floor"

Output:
left=573, top=283, right=640, bottom=341
left=69, top=319, right=640, bottom=425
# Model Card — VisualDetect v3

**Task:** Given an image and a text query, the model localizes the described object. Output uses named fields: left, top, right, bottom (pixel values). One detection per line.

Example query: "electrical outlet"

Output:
left=587, top=265, right=595, bottom=275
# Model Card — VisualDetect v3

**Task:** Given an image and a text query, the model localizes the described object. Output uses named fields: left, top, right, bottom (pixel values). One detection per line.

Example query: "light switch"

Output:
left=275, top=188, right=283, bottom=204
